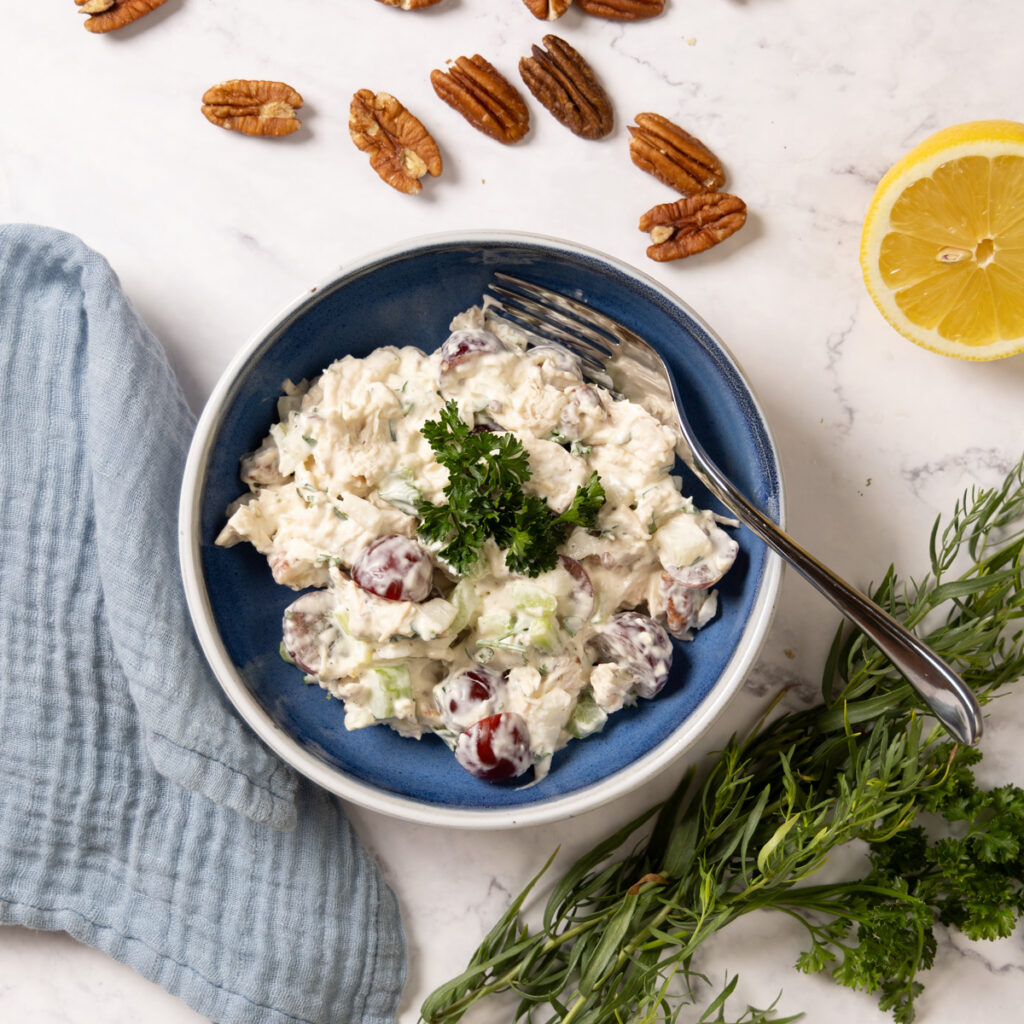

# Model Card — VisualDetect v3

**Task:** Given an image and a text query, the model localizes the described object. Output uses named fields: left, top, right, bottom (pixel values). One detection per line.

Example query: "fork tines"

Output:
left=486, top=274, right=621, bottom=383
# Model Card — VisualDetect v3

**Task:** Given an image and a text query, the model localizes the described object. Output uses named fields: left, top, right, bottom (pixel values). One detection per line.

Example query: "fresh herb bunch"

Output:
left=420, top=455, right=1024, bottom=1024
left=416, top=400, right=605, bottom=577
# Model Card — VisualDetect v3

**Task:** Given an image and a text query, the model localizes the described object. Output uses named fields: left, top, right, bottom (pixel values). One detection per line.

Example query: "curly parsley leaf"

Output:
left=558, top=468, right=606, bottom=529
left=415, top=400, right=605, bottom=577
left=504, top=475, right=605, bottom=576
left=864, top=774, right=1024, bottom=944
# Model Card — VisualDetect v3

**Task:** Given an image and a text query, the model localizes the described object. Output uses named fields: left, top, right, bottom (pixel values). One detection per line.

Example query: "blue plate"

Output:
left=180, top=232, right=783, bottom=828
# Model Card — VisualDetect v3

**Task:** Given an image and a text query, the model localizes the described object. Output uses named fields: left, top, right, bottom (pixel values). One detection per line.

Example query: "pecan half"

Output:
left=431, top=55, right=530, bottom=145
left=374, top=0, right=444, bottom=7
left=523, top=0, right=573, bottom=18
left=76, top=0, right=167, bottom=32
left=577, top=0, right=664, bottom=18
left=519, top=35, right=613, bottom=140
left=629, top=112, right=726, bottom=195
left=202, top=81, right=303, bottom=137
left=639, top=193, right=747, bottom=261
left=349, top=90, right=443, bottom=194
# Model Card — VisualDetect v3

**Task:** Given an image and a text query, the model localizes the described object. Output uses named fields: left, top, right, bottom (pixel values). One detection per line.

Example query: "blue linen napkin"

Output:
left=0, top=224, right=406, bottom=1023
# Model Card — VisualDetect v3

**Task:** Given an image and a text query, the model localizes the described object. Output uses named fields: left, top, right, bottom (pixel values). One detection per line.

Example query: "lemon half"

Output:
left=860, top=120, right=1024, bottom=360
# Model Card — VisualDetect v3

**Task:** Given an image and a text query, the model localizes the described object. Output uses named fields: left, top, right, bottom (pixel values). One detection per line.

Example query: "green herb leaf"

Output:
left=415, top=401, right=604, bottom=577
left=420, top=452, right=1024, bottom=1024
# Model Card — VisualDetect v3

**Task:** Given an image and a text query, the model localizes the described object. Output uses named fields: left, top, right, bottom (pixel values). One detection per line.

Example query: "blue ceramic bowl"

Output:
left=179, top=232, right=784, bottom=829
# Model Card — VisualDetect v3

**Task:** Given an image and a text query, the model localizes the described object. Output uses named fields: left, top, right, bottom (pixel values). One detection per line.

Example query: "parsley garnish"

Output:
left=415, top=401, right=604, bottom=577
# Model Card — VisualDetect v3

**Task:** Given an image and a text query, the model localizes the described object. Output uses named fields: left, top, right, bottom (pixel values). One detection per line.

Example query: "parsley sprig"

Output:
left=416, top=401, right=605, bottom=577
left=421, top=454, right=1024, bottom=1024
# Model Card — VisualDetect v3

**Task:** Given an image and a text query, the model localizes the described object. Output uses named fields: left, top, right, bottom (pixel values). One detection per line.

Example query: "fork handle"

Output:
left=689, top=452, right=984, bottom=745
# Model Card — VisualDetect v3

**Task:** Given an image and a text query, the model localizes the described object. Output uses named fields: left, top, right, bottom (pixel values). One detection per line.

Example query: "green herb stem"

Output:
left=421, top=453, right=1024, bottom=1024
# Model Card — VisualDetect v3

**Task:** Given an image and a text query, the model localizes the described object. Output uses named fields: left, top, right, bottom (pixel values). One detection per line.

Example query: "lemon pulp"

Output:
left=861, top=121, right=1024, bottom=360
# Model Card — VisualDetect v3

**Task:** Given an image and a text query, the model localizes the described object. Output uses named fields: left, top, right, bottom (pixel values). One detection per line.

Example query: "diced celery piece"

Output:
left=367, top=690, right=393, bottom=720
left=477, top=609, right=516, bottom=639
left=528, top=613, right=560, bottom=654
left=410, top=598, right=458, bottom=641
left=448, top=579, right=481, bottom=634
left=567, top=688, right=608, bottom=739
left=510, top=581, right=558, bottom=615
left=477, top=582, right=563, bottom=654
left=378, top=468, right=422, bottom=517
left=374, top=664, right=411, bottom=690
left=365, top=664, right=412, bottom=720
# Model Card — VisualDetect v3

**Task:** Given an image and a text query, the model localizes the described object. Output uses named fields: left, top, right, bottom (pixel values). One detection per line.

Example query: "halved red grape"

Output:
left=351, top=535, right=433, bottom=602
left=471, top=417, right=500, bottom=434
left=438, top=329, right=506, bottom=376
left=454, top=712, right=532, bottom=782
left=282, top=589, right=336, bottom=677
left=434, top=666, right=506, bottom=733
left=586, top=610, right=673, bottom=699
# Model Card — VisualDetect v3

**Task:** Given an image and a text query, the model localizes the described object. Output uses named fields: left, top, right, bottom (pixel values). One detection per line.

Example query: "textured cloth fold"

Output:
left=0, top=224, right=405, bottom=1023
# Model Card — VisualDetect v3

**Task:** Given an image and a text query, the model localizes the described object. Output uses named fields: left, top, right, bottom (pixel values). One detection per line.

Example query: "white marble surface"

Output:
left=3, top=1, right=1024, bottom=1021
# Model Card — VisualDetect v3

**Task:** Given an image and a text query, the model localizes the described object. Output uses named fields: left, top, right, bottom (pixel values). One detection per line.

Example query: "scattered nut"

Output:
left=374, top=0, right=445, bottom=7
left=75, top=0, right=167, bottom=32
left=522, top=0, right=573, bottom=18
left=201, top=80, right=303, bottom=137
left=629, top=112, right=726, bottom=195
left=639, top=193, right=747, bottom=261
left=576, top=0, right=664, bottom=18
left=519, top=34, right=613, bottom=140
left=431, top=55, right=530, bottom=144
left=349, top=89, right=443, bottom=194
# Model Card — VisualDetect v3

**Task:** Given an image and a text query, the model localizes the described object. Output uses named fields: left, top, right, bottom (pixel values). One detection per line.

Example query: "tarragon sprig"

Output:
left=420, top=454, right=1024, bottom=1024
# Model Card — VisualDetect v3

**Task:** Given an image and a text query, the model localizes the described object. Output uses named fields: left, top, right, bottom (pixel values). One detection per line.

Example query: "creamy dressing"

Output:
left=217, top=305, right=738, bottom=783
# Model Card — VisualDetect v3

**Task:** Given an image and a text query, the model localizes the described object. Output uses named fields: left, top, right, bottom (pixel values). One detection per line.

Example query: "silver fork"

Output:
left=487, top=272, right=984, bottom=746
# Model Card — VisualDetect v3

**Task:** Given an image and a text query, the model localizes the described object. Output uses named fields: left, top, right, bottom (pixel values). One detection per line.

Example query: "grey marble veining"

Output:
left=3, top=1, right=1023, bottom=1021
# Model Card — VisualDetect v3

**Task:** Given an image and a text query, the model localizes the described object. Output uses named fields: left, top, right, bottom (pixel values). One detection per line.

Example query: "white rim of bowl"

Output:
left=178, top=229, right=785, bottom=830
